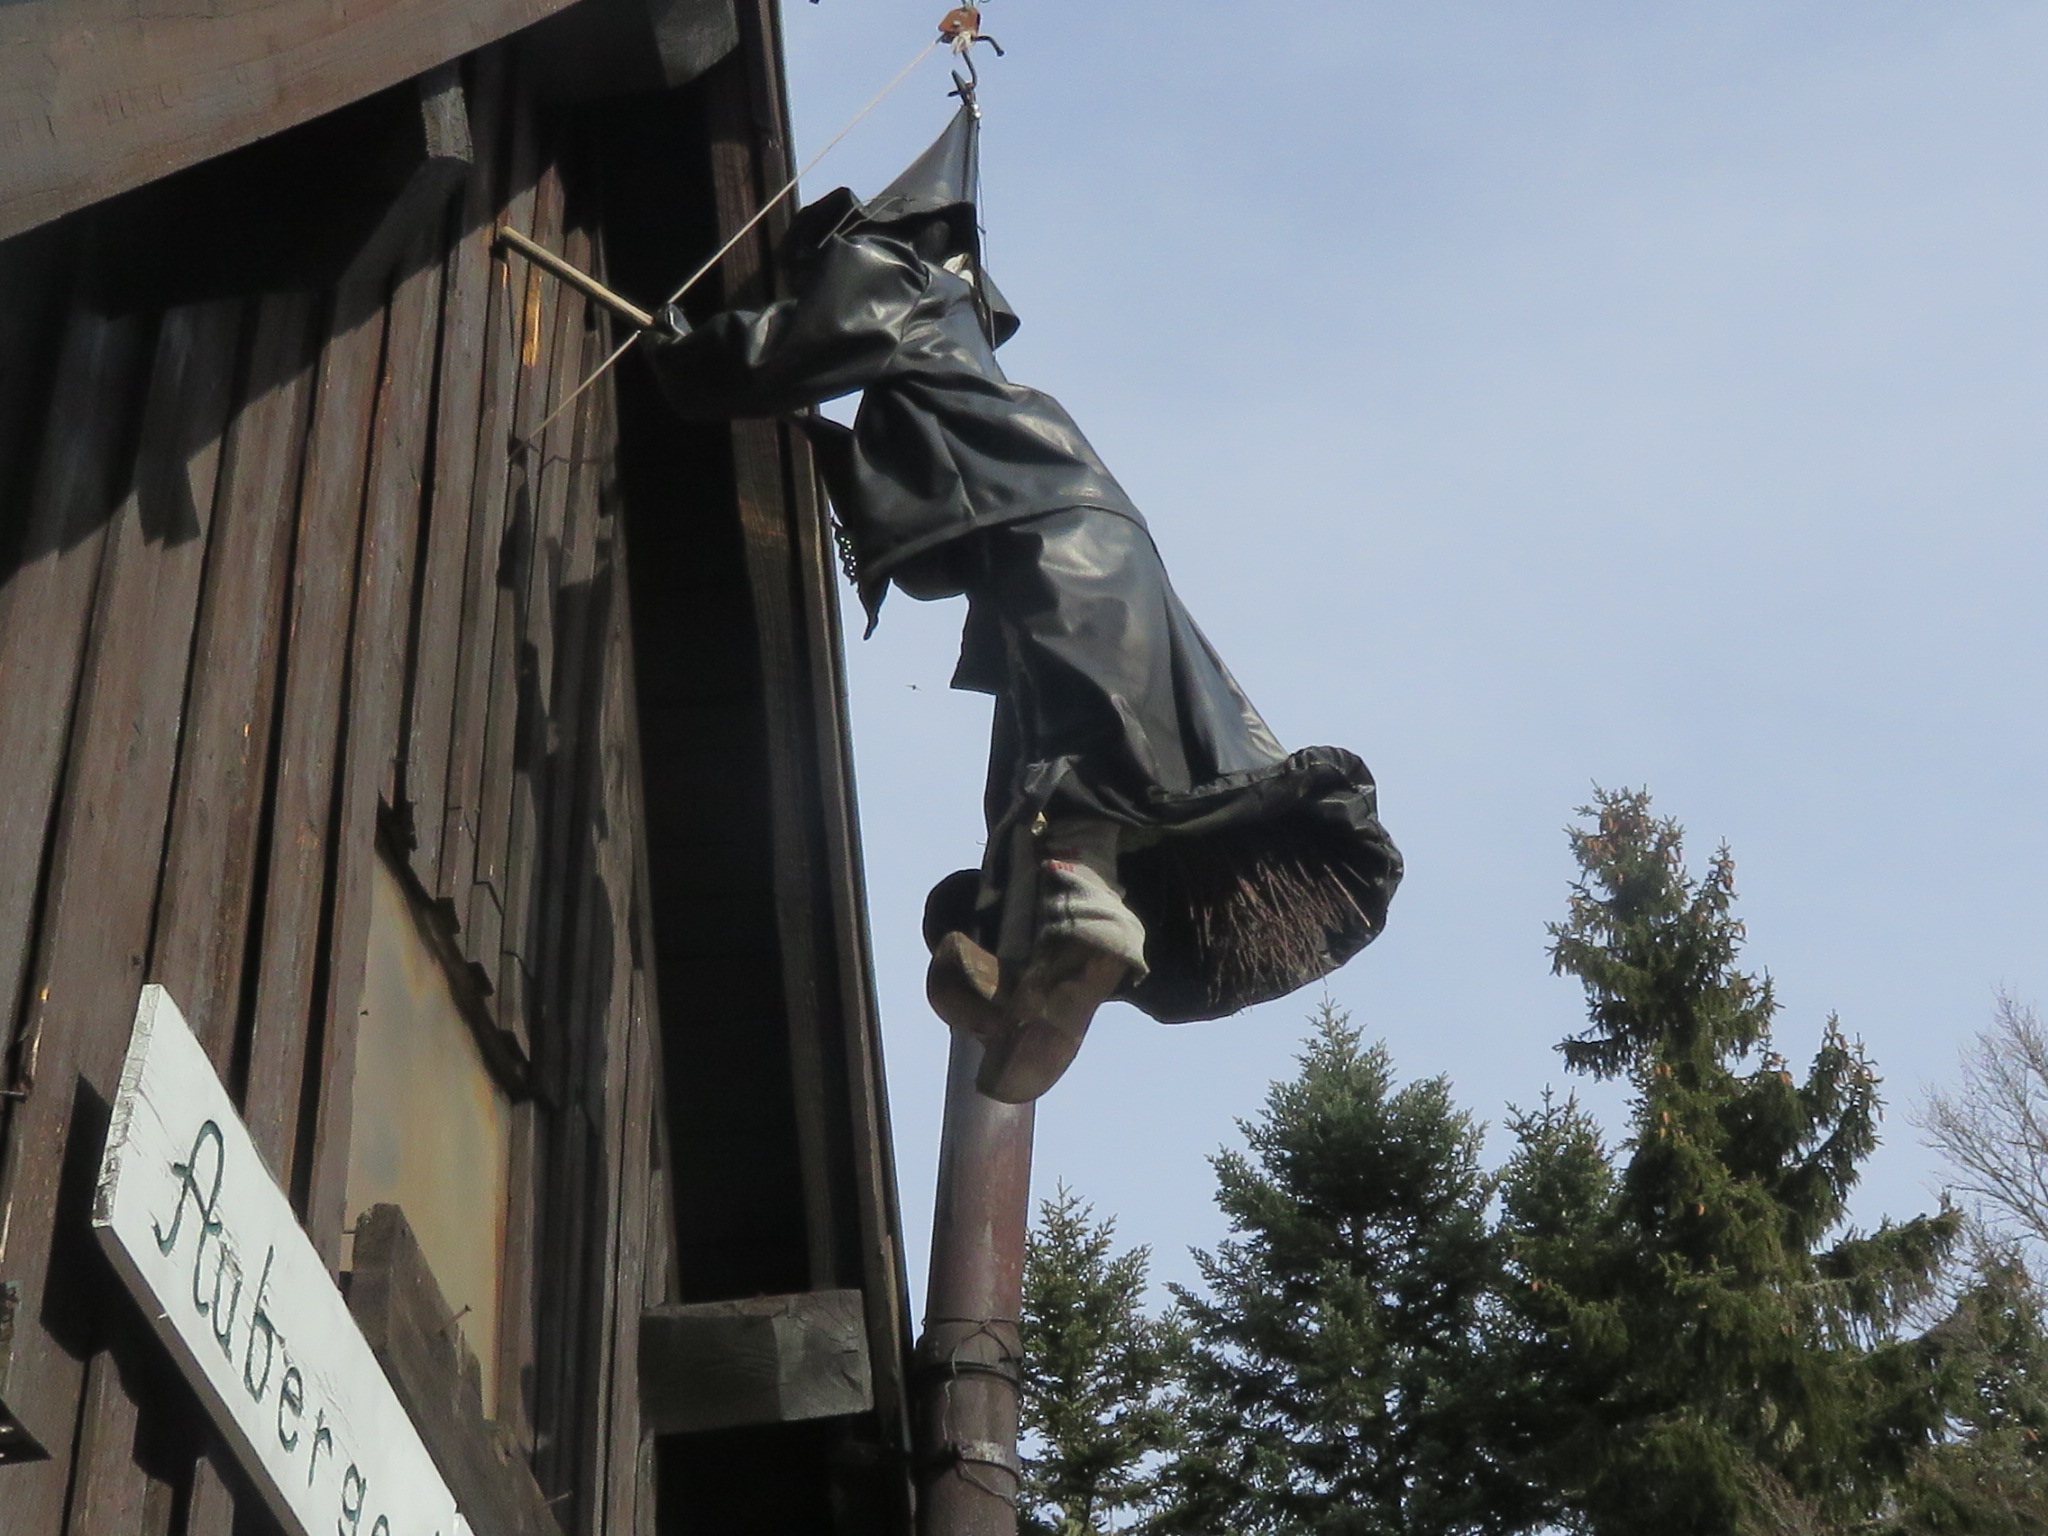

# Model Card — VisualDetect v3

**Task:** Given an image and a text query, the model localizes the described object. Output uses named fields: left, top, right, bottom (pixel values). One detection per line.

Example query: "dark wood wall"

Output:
left=0, top=36, right=676, bottom=1535
left=0, top=11, right=909, bottom=1533
left=0, top=0, right=581, bottom=241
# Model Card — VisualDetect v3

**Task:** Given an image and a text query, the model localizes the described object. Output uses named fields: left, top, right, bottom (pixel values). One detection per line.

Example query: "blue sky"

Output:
left=779, top=1, right=2048, bottom=1305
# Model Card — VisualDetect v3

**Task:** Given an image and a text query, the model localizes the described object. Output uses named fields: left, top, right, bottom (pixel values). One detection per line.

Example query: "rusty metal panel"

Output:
left=346, top=855, right=515, bottom=1412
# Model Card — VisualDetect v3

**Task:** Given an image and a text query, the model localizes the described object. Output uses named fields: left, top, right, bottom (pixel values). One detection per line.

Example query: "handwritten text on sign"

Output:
left=93, top=985, right=470, bottom=1536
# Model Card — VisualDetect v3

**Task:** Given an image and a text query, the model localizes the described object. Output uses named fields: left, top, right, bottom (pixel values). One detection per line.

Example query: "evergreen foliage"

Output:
left=1892, top=1239, right=2048, bottom=1535
left=1014, top=790, right=2012, bottom=1535
left=1494, top=789, right=1962, bottom=1534
left=1019, top=1186, right=1182, bottom=1535
left=1158, top=999, right=1519, bottom=1536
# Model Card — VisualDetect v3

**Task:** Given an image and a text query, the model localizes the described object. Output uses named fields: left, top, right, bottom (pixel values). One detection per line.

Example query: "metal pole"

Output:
left=915, top=1028, right=1034, bottom=1536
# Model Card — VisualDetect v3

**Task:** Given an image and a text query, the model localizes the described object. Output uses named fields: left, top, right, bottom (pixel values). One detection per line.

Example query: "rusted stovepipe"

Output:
left=913, top=1026, right=1034, bottom=1536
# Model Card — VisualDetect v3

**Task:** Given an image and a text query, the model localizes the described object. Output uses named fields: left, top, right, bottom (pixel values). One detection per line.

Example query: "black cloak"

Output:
left=651, top=104, right=1401, bottom=1024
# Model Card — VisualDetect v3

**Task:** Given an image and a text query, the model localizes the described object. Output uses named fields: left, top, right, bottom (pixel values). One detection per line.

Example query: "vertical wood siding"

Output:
left=0, top=12, right=915, bottom=1532
left=0, top=41, right=667, bottom=1536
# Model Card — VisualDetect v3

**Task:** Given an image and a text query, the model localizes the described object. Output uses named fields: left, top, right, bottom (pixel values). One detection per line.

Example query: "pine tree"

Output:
left=1159, top=1000, right=1520, bottom=1536
left=1019, top=1186, right=1182, bottom=1536
left=1493, top=789, right=1962, bottom=1534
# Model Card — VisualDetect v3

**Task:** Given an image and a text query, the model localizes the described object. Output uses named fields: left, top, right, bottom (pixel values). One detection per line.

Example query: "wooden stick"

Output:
left=493, top=227, right=655, bottom=331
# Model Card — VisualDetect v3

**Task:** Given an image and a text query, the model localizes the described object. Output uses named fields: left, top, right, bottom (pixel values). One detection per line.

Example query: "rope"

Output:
left=514, top=37, right=942, bottom=454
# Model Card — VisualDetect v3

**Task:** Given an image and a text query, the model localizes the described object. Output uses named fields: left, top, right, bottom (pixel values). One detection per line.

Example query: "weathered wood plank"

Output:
left=0, top=309, right=146, bottom=1106
left=181, top=1449, right=240, bottom=1536
left=529, top=532, right=632, bottom=1523
left=0, top=298, right=240, bottom=1531
left=149, top=292, right=319, bottom=1071
left=633, top=970, right=672, bottom=1536
left=527, top=348, right=613, bottom=1148
left=301, top=238, right=448, bottom=1274
left=531, top=886, right=604, bottom=1517
left=347, top=1205, right=559, bottom=1536
left=525, top=0, right=741, bottom=101
left=518, top=323, right=612, bottom=1513
left=441, top=58, right=540, bottom=963
left=0, top=0, right=581, bottom=241
left=476, top=142, right=569, bottom=1050
left=63, top=1350, right=170, bottom=1536
left=520, top=462, right=638, bottom=1531
left=27, top=289, right=244, bottom=1159
left=505, top=374, right=621, bottom=1493
left=532, top=1107, right=595, bottom=1515
left=603, top=956, right=660, bottom=1536
left=241, top=283, right=389, bottom=1191
left=402, top=50, right=511, bottom=894
left=509, top=221, right=606, bottom=1073
left=580, top=547, right=647, bottom=1536
left=494, top=306, right=576, bottom=1046
left=639, top=1290, right=873, bottom=1435
left=496, top=1096, right=541, bottom=1452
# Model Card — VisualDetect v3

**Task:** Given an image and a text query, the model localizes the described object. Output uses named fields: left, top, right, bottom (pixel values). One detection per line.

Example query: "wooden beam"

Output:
left=348, top=1205, right=560, bottom=1536
left=640, top=1291, right=875, bottom=1436
left=0, top=0, right=577, bottom=241
left=149, top=291, right=321, bottom=1069
left=88, top=67, right=473, bottom=314
left=524, top=0, right=739, bottom=102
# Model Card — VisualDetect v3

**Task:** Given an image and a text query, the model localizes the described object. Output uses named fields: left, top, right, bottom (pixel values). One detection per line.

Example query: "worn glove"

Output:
left=650, top=302, right=692, bottom=343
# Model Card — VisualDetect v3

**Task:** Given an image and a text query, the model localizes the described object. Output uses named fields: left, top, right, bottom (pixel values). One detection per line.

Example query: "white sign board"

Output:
left=94, top=985, right=471, bottom=1536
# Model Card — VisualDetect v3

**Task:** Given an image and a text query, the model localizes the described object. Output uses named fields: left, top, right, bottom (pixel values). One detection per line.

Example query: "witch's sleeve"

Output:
left=649, top=236, right=924, bottom=419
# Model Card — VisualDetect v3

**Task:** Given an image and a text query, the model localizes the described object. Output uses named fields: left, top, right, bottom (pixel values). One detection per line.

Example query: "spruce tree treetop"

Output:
left=1163, top=999, right=1519, bottom=1536
left=1019, top=1186, right=1181, bottom=1536
left=1499, top=788, right=1962, bottom=1535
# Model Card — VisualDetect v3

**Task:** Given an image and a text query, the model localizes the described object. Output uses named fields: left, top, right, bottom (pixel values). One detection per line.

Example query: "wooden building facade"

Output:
left=0, top=3, right=912, bottom=1533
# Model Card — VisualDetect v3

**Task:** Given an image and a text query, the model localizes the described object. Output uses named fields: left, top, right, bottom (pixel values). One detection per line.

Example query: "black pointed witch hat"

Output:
left=786, top=100, right=1019, bottom=345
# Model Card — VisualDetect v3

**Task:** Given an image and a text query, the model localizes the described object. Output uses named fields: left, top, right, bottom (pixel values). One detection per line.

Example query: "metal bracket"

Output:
left=948, top=1438, right=1020, bottom=1477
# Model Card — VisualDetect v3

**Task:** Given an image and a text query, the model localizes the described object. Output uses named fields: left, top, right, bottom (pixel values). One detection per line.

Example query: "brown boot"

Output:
left=974, top=936, right=1129, bottom=1104
left=926, top=930, right=1005, bottom=1041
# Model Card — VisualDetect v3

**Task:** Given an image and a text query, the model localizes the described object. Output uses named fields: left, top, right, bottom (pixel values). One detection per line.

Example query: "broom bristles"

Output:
left=1140, top=821, right=1381, bottom=1015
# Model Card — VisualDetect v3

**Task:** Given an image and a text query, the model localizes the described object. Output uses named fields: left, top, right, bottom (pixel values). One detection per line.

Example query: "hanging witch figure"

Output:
left=648, top=99, right=1402, bottom=1104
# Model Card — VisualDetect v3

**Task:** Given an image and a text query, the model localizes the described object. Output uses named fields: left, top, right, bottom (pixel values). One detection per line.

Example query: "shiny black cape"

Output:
left=650, top=227, right=1400, bottom=1023
left=652, top=228, right=1141, bottom=628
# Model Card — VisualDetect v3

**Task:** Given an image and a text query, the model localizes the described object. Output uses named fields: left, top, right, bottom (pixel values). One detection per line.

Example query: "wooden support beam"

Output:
left=640, top=1290, right=875, bottom=1436
left=0, top=0, right=575, bottom=241
left=348, top=1204, right=559, bottom=1536
left=525, top=0, right=739, bottom=102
